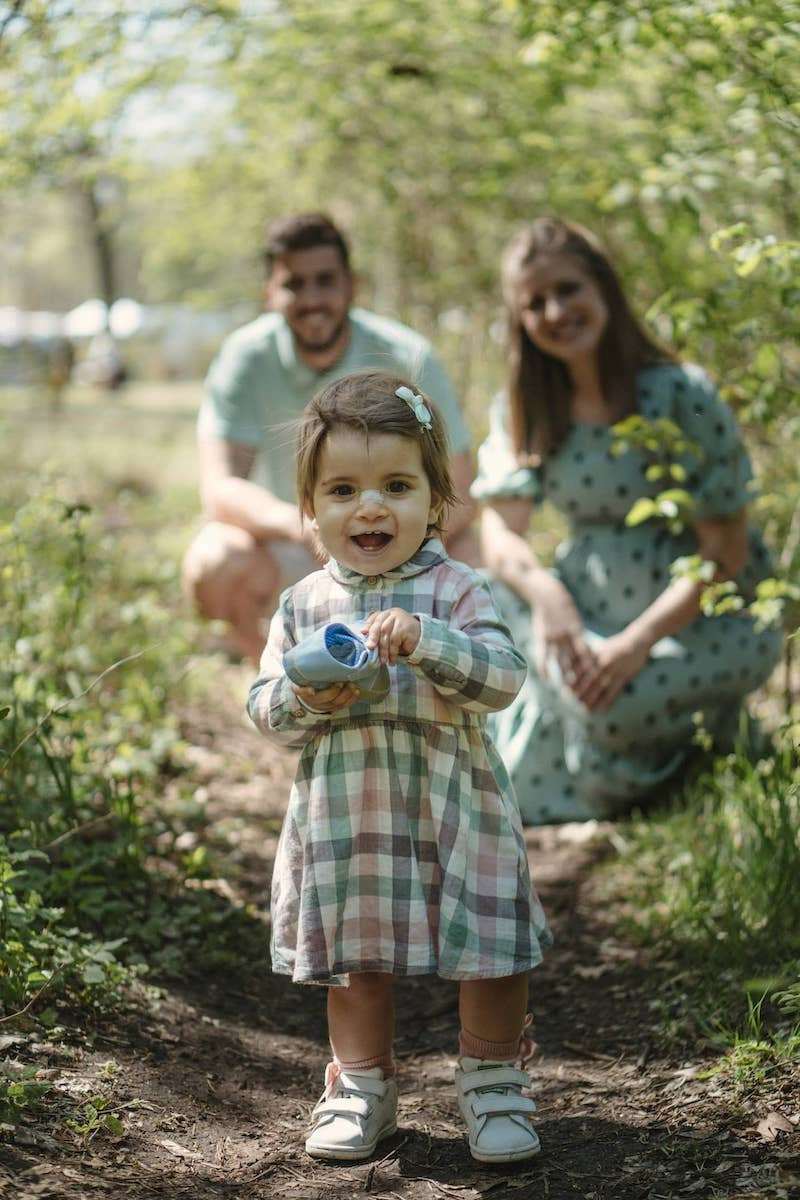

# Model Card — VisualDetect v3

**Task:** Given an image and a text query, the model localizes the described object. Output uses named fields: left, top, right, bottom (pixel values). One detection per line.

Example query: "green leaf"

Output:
left=657, top=488, right=693, bottom=507
left=753, top=343, right=781, bottom=381
left=625, top=498, right=657, bottom=526
left=736, top=251, right=762, bottom=277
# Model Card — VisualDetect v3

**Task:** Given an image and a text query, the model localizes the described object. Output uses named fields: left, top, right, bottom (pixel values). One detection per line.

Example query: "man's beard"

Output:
left=290, top=313, right=349, bottom=356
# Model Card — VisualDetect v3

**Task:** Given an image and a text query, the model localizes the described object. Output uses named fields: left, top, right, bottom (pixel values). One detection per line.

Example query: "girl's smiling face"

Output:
left=307, top=428, right=440, bottom=574
left=510, top=252, right=609, bottom=368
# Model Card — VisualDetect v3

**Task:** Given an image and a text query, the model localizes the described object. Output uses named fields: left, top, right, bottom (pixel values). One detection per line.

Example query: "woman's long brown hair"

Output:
left=502, top=217, right=675, bottom=463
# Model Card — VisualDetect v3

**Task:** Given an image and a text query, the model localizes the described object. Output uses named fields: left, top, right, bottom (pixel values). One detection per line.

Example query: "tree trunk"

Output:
left=81, top=181, right=117, bottom=312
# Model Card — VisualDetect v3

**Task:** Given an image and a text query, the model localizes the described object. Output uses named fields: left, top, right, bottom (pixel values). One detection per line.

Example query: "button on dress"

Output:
left=248, top=539, right=552, bottom=985
left=472, top=364, right=783, bottom=824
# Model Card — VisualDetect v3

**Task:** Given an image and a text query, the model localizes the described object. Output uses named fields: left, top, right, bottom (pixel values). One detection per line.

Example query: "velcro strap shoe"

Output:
left=455, top=1058, right=541, bottom=1163
left=305, top=1064, right=398, bottom=1161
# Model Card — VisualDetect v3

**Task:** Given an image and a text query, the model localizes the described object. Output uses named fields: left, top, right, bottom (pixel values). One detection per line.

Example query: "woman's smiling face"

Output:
left=510, top=252, right=609, bottom=368
left=307, top=428, right=440, bottom=574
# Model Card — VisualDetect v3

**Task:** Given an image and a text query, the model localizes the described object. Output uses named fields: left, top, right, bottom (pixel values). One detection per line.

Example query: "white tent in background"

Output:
left=109, top=298, right=144, bottom=339
left=0, top=306, right=27, bottom=345
left=28, top=311, right=64, bottom=338
left=62, top=298, right=108, bottom=339
left=0, top=306, right=64, bottom=344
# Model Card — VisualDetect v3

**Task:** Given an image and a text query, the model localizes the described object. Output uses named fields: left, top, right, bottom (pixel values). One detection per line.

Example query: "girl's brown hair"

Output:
left=296, top=370, right=457, bottom=531
left=502, top=217, right=675, bottom=462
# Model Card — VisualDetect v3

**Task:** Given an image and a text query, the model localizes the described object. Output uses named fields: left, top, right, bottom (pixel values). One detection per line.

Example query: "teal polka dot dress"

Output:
left=472, top=363, right=783, bottom=824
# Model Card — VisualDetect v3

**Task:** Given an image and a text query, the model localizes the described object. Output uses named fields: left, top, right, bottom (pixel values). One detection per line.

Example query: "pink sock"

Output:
left=459, top=1027, right=520, bottom=1061
left=333, top=1051, right=395, bottom=1078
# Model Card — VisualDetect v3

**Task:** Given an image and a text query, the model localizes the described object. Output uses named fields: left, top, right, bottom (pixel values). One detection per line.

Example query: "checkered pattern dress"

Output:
left=248, top=539, right=552, bottom=986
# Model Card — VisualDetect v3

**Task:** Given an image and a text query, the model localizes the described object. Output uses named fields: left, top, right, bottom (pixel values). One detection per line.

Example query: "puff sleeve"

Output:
left=470, top=396, right=543, bottom=504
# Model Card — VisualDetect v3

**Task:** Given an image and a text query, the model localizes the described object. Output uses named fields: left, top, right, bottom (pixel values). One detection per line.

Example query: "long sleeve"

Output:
left=247, top=591, right=334, bottom=748
left=406, top=576, right=527, bottom=714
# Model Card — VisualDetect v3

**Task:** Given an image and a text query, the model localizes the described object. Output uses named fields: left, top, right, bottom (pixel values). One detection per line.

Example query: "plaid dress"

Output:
left=248, top=539, right=552, bottom=986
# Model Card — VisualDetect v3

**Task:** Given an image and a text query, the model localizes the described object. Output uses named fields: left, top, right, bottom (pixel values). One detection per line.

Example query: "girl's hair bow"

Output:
left=396, top=385, right=433, bottom=431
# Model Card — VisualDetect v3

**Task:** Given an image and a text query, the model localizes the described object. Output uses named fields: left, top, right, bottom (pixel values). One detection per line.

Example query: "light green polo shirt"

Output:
left=198, top=306, right=471, bottom=503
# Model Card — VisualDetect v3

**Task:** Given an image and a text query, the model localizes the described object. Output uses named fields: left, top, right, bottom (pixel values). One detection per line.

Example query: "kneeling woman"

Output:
left=474, top=217, right=782, bottom=825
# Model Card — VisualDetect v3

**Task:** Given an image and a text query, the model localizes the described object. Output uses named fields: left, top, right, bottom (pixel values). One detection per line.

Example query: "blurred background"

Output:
left=1, top=0, right=797, bottom=424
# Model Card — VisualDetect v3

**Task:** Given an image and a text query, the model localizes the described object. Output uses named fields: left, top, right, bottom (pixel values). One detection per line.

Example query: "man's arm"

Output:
left=446, top=450, right=478, bottom=540
left=199, top=435, right=305, bottom=544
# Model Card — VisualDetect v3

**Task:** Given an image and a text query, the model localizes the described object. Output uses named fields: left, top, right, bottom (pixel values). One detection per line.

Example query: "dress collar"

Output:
left=325, top=537, right=448, bottom=587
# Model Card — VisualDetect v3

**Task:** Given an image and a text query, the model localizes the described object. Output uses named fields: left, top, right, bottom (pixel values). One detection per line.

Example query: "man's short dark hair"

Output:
left=264, top=213, right=351, bottom=274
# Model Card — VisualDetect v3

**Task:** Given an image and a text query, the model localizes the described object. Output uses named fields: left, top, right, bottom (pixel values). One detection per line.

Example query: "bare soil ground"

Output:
left=3, top=664, right=799, bottom=1200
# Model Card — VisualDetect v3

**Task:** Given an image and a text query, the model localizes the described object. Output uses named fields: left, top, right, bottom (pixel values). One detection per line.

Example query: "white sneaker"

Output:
left=455, top=1057, right=541, bottom=1163
left=305, top=1063, right=398, bottom=1161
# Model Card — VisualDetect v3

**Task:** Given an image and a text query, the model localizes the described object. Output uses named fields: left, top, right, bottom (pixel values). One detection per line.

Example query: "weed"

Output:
left=0, top=1063, right=54, bottom=1119
left=65, top=1095, right=125, bottom=1146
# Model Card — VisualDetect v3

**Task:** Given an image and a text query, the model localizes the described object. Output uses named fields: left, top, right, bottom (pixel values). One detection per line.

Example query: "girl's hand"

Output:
left=290, top=681, right=360, bottom=713
left=532, top=577, right=596, bottom=686
left=362, top=608, right=421, bottom=664
left=568, top=630, right=650, bottom=711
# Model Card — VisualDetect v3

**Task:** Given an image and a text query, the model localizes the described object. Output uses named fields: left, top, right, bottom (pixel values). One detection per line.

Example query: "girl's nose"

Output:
left=544, top=294, right=565, bottom=322
left=357, top=489, right=387, bottom=514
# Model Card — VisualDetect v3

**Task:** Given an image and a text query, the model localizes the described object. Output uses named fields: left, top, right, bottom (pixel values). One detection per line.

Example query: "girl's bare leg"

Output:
left=327, top=972, right=395, bottom=1066
left=458, top=972, right=529, bottom=1050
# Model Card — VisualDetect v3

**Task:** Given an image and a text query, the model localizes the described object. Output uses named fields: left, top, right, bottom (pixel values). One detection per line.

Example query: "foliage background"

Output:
left=2, top=2, right=798, bottom=534
left=0, top=0, right=798, bottom=1123
left=1, top=3, right=797, bottom=339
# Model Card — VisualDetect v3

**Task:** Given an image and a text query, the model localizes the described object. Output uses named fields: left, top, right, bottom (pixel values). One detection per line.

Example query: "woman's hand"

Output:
left=363, top=608, right=421, bottom=664
left=568, top=630, right=650, bottom=711
left=290, top=681, right=360, bottom=713
left=533, top=577, right=596, bottom=685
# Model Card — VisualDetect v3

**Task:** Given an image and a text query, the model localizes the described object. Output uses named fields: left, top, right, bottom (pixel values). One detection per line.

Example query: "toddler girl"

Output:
left=247, top=370, right=551, bottom=1164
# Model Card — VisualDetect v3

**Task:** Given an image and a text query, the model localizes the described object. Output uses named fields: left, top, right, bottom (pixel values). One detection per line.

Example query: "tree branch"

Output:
left=0, top=0, right=27, bottom=45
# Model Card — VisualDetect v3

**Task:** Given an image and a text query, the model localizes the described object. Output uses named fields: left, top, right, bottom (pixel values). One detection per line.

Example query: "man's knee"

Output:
left=182, top=523, right=279, bottom=621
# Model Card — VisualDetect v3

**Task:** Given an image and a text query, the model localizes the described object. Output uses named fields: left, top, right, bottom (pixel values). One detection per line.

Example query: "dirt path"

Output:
left=4, top=665, right=799, bottom=1199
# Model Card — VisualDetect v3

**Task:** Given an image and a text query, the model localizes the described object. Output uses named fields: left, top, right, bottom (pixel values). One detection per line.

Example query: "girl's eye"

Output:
left=527, top=296, right=545, bottom=313
left=331, top=484, right=355, bottom=497
left=557, top=281, right=579, bottom=298
left=386, top=480, right=410, bottom=494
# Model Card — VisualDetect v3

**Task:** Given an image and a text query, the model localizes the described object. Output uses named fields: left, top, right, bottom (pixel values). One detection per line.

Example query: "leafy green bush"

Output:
left=0, top=489, right=231, bottom=1017
left=0, top=841, right=132, bottom=1012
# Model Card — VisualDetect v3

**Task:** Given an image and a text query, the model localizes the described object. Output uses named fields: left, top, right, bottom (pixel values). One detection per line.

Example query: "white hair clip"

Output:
left=396, top=385, right=433, bottom=431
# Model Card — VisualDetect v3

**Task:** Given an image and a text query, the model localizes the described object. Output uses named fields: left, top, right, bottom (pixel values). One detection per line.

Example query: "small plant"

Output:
left=699, top=987, right=800, bottom=1092
left=66, top=1096, right=125, bottom=1147
left=0, top=1063, right=54, bottom=1118
left=773, top=975, right=800, bottom=1022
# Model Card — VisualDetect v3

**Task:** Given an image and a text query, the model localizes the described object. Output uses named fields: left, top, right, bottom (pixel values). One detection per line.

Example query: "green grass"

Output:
left=604, top=729, right=800, bottom=1063
left=617, top=737, right=800, bottom=963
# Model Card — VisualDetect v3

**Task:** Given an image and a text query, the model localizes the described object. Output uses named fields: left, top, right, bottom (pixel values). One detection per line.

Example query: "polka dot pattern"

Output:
left=477, top=364, right=784, bottom=824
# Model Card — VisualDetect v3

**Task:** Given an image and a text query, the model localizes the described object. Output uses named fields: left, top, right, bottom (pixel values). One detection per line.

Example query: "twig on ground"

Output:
left=561, top=1041, right=620, bottom=1062
left=0, top=967, right=62, bottom=1024
left=0, top=648, right=153, bottom=775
